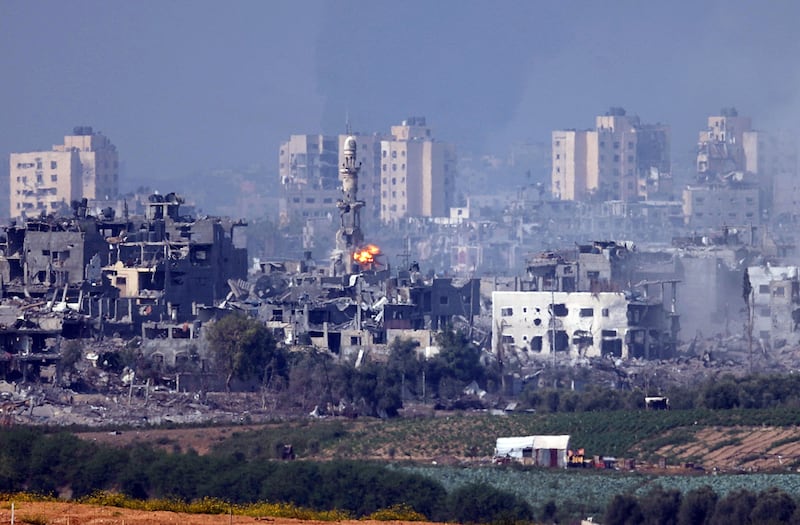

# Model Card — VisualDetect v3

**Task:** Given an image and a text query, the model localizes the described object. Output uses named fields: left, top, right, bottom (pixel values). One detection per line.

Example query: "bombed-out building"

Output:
left=747, top=265, right=800, bottom=347
left=493, top=241, right=680, bottom=361
left=492, top=283, right=679, bottom=360
left=0, top=193, right=247, bottom=344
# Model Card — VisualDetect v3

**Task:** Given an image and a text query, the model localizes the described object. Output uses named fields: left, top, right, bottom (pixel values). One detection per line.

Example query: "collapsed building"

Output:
left=0, top=193, right=247, bottom=378
left=98, top=193, right=247, bottom=336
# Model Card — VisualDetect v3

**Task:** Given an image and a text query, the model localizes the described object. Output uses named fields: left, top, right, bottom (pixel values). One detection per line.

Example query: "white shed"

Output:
left=494, top=435, right=570, bottom=468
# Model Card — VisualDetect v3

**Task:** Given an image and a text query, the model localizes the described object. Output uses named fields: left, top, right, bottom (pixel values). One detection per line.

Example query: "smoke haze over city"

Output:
left=1, top=0, right=799, bottom=195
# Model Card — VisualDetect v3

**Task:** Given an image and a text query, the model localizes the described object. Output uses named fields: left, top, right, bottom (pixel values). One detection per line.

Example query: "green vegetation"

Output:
left=603, top=485, right=800, bottom=525
left=208, top=406, right=800, bottom=461
left=205, top=312, right=287, bottom=392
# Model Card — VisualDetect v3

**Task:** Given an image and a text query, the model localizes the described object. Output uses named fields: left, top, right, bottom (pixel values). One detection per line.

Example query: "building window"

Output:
left=50, top=161, right=57, bottom=169
left=759, top=284, right=769, bottom=294
left=613, top=155, right=620, bottom=162
left=759, top=307, right=770, bottom=317
left=439, top=296, right=449, bottom=305
left=579, top=308, right=594, bottom=317
left=51, top=174, right=58, bottom=182
left=602, top=308, right=609, bottom=317
left=391, top=151, right=397, bottom=159
left=552, top=303, right=568, bottom=317
left=392, top=164, right=397, bottom=171
left=613, top=142, right=620, bottom=149
left=501, top=307, right=513, bottom=317
left=774, top=286, right=785, bottom=297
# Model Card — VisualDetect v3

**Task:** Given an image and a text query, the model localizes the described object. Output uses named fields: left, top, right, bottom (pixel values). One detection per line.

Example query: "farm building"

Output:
left=494, top=435, right=570, bottom=468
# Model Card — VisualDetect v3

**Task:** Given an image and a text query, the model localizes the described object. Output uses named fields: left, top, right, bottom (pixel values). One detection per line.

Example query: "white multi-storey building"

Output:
left=380, top=117, right=456, bottom=222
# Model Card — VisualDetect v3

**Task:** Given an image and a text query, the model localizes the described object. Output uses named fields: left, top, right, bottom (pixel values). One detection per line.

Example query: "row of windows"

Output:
left=15, top=200, right=61, bottom=210
left=291, top=197, right=335, bottom=204
left=382, top=190, right=406, bottom=199
left=500, top=306, right=610, bottom=318
left=693, top=212, right=755, bottom=219
left=382, top=150, right=406, bottom=159
left=502, top=328, right=621, bottom=350
left=382, top=163, right=406, bottom=172
left=16, top=174, right=59, bottom=184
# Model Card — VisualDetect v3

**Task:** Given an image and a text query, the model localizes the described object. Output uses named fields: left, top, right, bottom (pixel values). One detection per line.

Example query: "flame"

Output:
left=353, top=244, right=381, bottom=266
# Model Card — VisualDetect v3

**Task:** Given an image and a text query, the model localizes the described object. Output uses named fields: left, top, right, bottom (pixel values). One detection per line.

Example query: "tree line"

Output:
left=0, top=427, right=534, bottom=523
left=203, top=313, right=495, bottom=417
left=519, top=372, right=800, bottom=413
left=604, top=484, right=800, bottom=525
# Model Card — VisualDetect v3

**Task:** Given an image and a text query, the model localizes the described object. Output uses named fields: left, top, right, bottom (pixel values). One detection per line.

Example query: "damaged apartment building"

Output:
left=257, top=258, right=480, bottom=358
left=747, top=265, right=800, bottom=349
left=492, top=241, right=680, bottom=361
left=0, top=193, right=247, bottom=352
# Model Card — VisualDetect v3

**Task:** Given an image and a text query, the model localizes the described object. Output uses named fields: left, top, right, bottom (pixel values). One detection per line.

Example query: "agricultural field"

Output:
left=76, top=407, right=800, bottom=469
left=397, top=464, right=800, bottom=515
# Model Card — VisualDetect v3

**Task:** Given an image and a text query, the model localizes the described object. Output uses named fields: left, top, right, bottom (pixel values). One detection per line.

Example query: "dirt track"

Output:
left=0, top=501, right=433, bottom=525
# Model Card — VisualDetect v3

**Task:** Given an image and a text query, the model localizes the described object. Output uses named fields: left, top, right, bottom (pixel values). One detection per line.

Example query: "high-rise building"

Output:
left=552, top=108, right=670, bottom=202
left=696, top=108, right=752, bottom=180
left=278, top=133, right=385, bottom=230
left=10, top=126, right=118, bottom=217
left=380, top=117, right=456, bottom=222
left=691, top=109, right=799, bottom=224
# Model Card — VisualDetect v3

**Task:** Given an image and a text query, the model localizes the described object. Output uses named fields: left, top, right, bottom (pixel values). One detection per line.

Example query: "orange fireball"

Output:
left=353, top=244, right=381, bottom=266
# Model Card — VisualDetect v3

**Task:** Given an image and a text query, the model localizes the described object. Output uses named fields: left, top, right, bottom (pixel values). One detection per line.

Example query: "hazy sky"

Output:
left=1, top=1, right=799, bottom=191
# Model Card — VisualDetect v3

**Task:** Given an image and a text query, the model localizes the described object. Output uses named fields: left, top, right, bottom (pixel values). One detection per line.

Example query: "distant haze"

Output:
left=1, top=0, right=798, bottom=197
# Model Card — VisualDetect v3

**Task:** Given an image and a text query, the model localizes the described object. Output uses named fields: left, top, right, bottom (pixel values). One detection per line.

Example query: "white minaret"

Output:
left=335, top=135, right=364, bottom=274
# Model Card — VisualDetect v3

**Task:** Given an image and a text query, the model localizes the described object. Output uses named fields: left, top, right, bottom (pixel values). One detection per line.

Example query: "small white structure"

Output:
left=494, top=435, right=570, bottom=468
